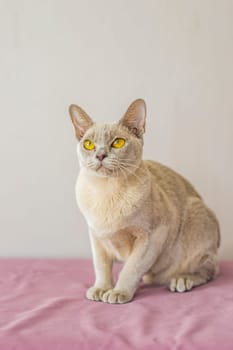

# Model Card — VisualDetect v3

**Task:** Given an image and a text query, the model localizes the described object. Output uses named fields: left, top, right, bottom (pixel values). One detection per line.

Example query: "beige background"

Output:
left=0, top=0, right=232, bottom=259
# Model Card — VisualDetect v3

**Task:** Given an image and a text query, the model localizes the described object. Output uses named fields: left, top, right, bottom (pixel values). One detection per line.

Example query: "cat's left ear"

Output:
left=69, top=104, right=94, bottom=140
left=119, top=99, right=146, bottom=137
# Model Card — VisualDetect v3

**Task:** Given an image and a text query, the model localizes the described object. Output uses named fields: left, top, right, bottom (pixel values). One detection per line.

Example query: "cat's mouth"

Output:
left=97, top=164, right=110, bottom=174
left=85, top=159, right=119, bottom=177
left=96, top=163, right=104, bottom=171
left=95, top=162, right=114, bottom=176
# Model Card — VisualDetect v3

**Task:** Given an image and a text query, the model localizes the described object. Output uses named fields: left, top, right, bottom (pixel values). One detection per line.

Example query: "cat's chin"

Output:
left=86, top=166, right=120, bottom=178
left=95, top=168, right=116, bottom=178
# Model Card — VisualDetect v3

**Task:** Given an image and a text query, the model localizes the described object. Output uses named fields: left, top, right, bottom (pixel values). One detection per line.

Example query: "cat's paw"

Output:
left=169, top=276, right=194, bottom=292
left=86, top=286, right=111, bottom=301
left=102, top=289, right=133, bottom=304
left=142, top=272, right=155, bottom=285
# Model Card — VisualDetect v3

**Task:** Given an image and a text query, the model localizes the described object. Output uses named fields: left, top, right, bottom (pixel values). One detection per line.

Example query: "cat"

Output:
left=69, top=99, right=220, bottom=304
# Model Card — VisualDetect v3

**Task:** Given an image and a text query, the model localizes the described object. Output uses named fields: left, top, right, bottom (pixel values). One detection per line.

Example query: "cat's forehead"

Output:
left=84, top=123, right=128, bottom=143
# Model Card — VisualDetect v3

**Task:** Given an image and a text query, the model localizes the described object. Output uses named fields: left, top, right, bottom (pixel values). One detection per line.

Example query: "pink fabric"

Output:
left=0, top=259, right=232, bottom=350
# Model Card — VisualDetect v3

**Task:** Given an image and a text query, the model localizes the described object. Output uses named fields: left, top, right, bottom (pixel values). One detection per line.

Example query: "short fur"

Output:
left=69, top=99, right=220, bottom=304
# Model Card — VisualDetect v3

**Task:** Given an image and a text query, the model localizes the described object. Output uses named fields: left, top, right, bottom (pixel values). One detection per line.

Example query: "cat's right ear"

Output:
left=69, top=104, right=94, bottom=140
left=119, top=99, right=146, bottom=138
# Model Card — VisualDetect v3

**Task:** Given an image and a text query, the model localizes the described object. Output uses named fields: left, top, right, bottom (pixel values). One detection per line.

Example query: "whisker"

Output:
left=118, top=166, right=129, bottom=184
left=120, top=161, right=140, bottom=167
left=119, top=164, right=145, bottom=185
left=119, top=162, right=141, bottom=170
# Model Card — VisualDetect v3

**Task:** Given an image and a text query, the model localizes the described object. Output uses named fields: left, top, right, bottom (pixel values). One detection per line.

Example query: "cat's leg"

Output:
left=86, top=231, right=114, bottom=301
left=169, top=258, right=218, bottom=292
left=169, top=198, right=219, bottom=293
left=102, top=225, right=168, bottom=304
left=169, top=272, right=212, bottom=292
left=142, top=271, right=156, bottom=285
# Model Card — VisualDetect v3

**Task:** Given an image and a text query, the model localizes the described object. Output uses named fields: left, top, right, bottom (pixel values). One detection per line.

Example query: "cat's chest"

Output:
left=101, top=231, right=135, bottom=261
left=75, top=173, right=142, bottom=233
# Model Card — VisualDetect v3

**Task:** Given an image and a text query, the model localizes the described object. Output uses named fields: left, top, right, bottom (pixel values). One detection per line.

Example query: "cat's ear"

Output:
left=69, top=104, right=94, bottom=140
left=119, top=99, right=146, bottom=137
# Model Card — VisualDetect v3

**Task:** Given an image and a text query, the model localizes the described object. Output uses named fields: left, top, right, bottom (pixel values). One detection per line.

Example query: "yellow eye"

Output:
left=83, top=139, right=95, bottom=151
left=111, top=138, right=125, bottom=149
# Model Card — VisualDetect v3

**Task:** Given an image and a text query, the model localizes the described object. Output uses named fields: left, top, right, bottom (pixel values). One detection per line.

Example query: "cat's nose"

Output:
left=96, top=153, right=107, bottom=161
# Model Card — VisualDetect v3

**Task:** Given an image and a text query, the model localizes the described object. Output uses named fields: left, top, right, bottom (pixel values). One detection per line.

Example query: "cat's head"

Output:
left=69, top=99, right=146, bottom=177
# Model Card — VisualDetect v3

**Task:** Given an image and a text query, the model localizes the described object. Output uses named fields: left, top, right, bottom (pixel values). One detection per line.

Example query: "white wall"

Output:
left=0, top=0, right=232, bottom=259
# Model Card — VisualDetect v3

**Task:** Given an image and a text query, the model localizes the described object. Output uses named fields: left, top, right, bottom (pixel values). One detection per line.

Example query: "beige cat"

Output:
left=69, top=99, right=220, bottom=304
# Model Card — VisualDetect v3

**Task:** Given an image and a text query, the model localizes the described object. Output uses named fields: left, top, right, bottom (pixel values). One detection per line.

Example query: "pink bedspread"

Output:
left=0, top=259, right=232, bottom=350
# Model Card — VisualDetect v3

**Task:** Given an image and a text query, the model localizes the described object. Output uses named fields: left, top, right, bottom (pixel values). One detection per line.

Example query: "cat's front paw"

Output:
left=102, top=289, right=133, bottom=304
left=86, top=286, right=111, bottom=302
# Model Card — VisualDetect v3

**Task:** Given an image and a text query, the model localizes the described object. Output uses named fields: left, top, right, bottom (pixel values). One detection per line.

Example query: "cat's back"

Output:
left=144, top=160, right=201, bottom=201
